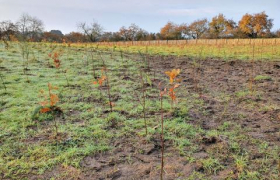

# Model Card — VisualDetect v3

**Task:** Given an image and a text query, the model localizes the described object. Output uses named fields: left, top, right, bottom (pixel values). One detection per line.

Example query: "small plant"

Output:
left=165, top=69, right=181, bottom=108
left=93, top=67, right=107, bottom=96
left=97, top=52, right=113, bottom=112
left=35, top=83, right=62, bottom=138
left=19, top=41, right=30, bottom=82
left=48, top=51, right=62, bottom=68
left=159, top=68, right=181, bottom=180
left=134, top=70, right=152, bottom=136
left=201, top=158, right=223, bottom=175
left=234, top=155, right=248, bottom=177
left=254, top=75, right=272, bottom=81
left=165, top=69, right=180, bottom=84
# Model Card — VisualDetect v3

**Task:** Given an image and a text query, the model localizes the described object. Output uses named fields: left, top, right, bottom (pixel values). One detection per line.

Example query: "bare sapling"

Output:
left=98, top=52, right=113, bottom=112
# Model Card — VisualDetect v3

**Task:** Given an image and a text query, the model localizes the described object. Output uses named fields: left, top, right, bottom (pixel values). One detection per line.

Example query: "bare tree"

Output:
left=77, top=20, right=104, bottom=42
left=16, top=13, right=44, bottom=41
left=127, top=23, right=140, bottom=41
left=118, top=26, right=130, bottom=41
left=29, top=17, right=44, bottom=40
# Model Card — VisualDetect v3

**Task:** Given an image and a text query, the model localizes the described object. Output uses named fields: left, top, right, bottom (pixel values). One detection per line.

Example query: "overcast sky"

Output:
left=0, top=0, right=279, bottom=34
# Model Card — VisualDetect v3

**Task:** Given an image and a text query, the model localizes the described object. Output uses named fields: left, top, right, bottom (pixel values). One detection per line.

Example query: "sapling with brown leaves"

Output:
left=93, top=67, right=107, bottom=98
left=165, top=69, right=181, bottom=108
left=38, top=83, right=62, bottom=139
left=49, top=50, right=70, bottom=86
left=159, top=69, right=181, bottom=180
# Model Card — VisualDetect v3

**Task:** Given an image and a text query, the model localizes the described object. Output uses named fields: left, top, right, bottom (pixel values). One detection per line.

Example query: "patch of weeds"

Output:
left=200, top=157, right=223, bottom=175
left=254, top=75, right=272, bottom=81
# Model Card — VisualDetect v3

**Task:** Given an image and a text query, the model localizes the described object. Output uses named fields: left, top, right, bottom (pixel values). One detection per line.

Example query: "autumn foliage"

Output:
left=39, top=83, right=59, bottom=113
left=165, top=69, right=181, bottom=105
left=239, top=12, right=273, bottom=38
left=165, top=69, right=180, bottom=84
left=48, top=51, right=62, bottom=68
left=93, top=68, right=107, bottom=86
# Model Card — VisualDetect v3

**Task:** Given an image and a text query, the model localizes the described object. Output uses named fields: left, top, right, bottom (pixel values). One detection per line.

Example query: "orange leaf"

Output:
left=40, top=107, right=51, bottom=113
left=165, top=69, right=180, bottom=84
left=40, top=101, right=48, bottom=106
left=174, top=84, right=180, bottom=88
left=50, top=94, right=59, bottom=106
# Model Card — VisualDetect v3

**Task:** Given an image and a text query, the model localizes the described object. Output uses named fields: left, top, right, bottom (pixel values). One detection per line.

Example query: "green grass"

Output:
left=94, top=43, right=280, bottom=61
left=254, top=75, right=272, bottom=81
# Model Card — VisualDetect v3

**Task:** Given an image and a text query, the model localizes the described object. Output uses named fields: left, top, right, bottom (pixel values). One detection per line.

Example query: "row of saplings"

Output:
left=32, top=50, right=181, bottom=179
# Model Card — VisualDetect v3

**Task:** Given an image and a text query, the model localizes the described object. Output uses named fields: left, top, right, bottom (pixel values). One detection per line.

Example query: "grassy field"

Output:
left=95, top=43, right=280, bottom=61
left=0, top=42, right=279, bottom=179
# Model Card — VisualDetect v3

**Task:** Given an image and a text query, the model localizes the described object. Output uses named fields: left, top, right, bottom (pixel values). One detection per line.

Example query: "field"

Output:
left=0, top=41, right=280, bottom=180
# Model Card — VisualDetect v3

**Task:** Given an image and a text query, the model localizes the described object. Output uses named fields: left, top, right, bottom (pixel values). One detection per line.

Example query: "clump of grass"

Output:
left=254, top=75, right=272, bottom=81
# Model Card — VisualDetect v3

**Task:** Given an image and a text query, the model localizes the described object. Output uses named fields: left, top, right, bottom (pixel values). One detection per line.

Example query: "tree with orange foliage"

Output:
left=160, top=21, right=182, bottom=40
left=209, top=14, right=236, bottom=38
left=64, top=32, right=86, bottom=43
left=239, top=12, right=273, bottom=38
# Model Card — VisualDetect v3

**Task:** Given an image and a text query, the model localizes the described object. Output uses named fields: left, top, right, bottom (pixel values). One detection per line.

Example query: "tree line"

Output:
left=1, top=12, right=280, bottom=43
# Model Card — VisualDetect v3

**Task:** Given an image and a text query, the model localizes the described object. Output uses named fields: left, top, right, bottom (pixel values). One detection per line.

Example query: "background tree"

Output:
left=78, top=20, right=104, bottom=42
left=160, top=21, right=182, bottom=40
left=0, top=20, right=17, bottom=48
left=43, top=30, right=63, bottom=43
left=209, top=14, right=236, bottom=38
left=127, top=23, right=140, bottom=41
left=64, top=32, right=86, bottom=43
left=117, top=24, right=148, bottom=41
left=188, top=19, right=209, bottom=39
left=275, top=29, right=280, bottom=38
left=239, top=12, right=273, bottom=38
left=0, top=20, right=17, bottom=41
left=118, top=26, right=130, bottom=41
left=16, top=13, right=44, bottom=41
